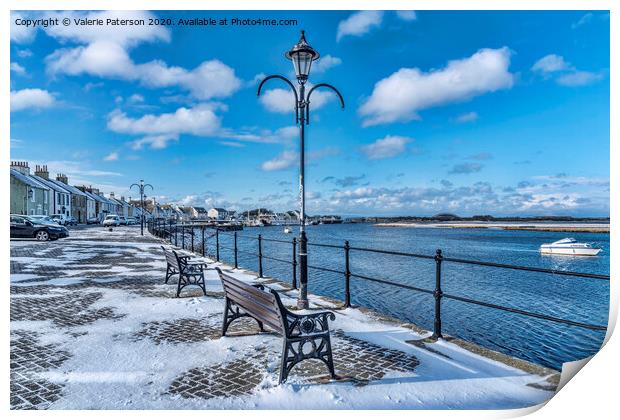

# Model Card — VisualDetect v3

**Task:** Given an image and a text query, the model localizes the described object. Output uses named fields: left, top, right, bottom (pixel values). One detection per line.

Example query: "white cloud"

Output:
left=556, top=71, right=603, bottom=87
left=261, top=147, right=339, bottom=171
left=109, top=104, right=296, bottom=149
left=359, top=47, right=513, bottom=126
left=129, top=135, right=179, bottom=150
left=17, top=49, right=33, bottom=58
left=128, top=94, right=144, bottom=103
left=260, top=83, right=334, bottom=114
left=337, top=11, right=384, bottom=41
left=572, top=13, right=593, bottom=29
left=21, top=11, right=170, bottom=47
left=261, top=151, right=298, bottom=171
left=219, top=141, right=245, bottom=148
left=46, top=41, right=241, bottom=100
left=259, top=88, right=296, bottom=113
left=396, top=11, right=417, bottom=21
left=455, top=111, right=479, bottom=123
left=313, top=55, right=342, bottom=73
left=103, top=152, right=119, bottom=161
left=531, top=54, right=571, bottom=73
left=108, top=103, right=224, bottom=137
left=10, top=62, right=26, bottom=75
left=532, top=54, right=604, bottom=87
left=10, top=12, right=37, bottom=43
left=221, top=126, right=297, bottom=144
left=361, top=135, right=411, bottom=160
left=30, top=11, right=239, bottom=100
left=10, top=88, right=55, bottom=112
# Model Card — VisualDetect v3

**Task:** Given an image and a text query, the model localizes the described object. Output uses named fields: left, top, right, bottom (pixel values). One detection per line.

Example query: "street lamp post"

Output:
left=257, top=30, right=345, bottom=309
left=130, top=180, right=153, bottom=235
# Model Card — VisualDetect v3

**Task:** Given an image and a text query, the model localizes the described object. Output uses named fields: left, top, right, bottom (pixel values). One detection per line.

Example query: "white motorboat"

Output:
left=539, top=238, right=601, bottom=256
left=284, top=227, right=292, bottom=234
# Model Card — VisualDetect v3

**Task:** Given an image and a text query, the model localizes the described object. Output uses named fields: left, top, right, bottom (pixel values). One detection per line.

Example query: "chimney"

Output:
left=56, top=173, right=68, bottom=184
left=10, top=161, right=30, bottom=175
left=109, top=192, right=115, bottom=198
left=34, top=164, right=49, bottom=180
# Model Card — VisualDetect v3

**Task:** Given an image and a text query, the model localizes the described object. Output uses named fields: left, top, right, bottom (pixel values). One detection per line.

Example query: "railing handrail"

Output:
left=147, top=220, right=609, bottom=338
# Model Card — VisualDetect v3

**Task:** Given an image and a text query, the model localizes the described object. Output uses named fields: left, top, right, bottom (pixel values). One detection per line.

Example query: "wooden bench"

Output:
left=160, top=246, right=207, bottom=297
left=215, top=267, right=337, bottom=383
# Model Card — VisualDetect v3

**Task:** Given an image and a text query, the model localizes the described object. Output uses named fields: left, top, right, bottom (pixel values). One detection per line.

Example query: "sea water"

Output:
left=205, top=223, right=609, bottom=370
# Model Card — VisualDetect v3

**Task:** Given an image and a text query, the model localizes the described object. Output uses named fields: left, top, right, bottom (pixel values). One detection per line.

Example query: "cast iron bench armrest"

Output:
left=215, top=267, right=337, bottom=383
left=285, top=309, right=335, bottom=335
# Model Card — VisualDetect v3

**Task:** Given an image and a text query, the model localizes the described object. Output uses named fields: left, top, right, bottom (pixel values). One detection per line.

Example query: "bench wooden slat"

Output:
left=221, top=278, right=276, bottom=306
left=215, top=267, right=336, bottom=384
left=222, top=289, right=283, bottom=331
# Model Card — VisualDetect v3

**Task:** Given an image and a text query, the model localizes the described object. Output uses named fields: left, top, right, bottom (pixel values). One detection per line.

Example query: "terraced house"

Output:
left=31, top=165, right=71, bottom=219
left=54, top=174, right=93, bottom=223
left=10, top=161, right=49, bottom=215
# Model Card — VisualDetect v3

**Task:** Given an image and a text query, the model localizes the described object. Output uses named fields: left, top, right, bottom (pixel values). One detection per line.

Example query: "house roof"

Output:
left=211, top=207, right=228, bottom=212
left=82, top=190, right=104, bottom=203
left=48, top=179, right=88, bottom=197
left=193, top=207, right=208, bottom=213
left=107, top=196, right=125, bottom=206
left=31, top=174, right=72, bottom=194
left=10, top=169, right=50, bottom=190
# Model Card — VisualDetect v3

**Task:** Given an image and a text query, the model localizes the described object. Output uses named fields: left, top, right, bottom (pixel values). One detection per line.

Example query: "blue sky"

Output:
left=10, top=10, right=610, bottom=216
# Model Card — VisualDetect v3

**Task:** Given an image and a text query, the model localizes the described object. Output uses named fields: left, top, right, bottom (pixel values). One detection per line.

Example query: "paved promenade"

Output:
left=10, top=226, right=558, bottom=409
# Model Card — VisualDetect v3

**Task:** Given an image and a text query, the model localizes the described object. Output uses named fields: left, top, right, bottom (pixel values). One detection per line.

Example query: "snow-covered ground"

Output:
left=10, top=225, right=557, bottom=409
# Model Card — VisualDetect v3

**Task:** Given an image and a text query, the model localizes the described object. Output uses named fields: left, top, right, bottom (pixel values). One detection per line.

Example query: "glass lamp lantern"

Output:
left=285, top=30, right=320, bottom=83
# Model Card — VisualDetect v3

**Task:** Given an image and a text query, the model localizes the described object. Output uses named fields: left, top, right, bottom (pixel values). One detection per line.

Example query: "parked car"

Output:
left=103, top=215, right=121, bottom=227
left=119, top=216, right=127, bottom=225
left=66, top=216, right=78, bottom=226
left=11, top=215, right=69, bottom=241
left=25, top=215, right=56, bottom=225
left=87, top=217, right=100, bottom=224
left=127, top=217, right=138, bottom=225
left=50, top=214, right=67, bottom=225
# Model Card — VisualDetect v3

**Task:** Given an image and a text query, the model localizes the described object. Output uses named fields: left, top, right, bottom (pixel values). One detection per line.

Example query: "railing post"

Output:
left=432, top=249, right=443, bottom=340
left=344, top=240, right=351, bottom=308
left=175, top=222, right=178, bottom=246
left=202, top=226, right=206, bottom=256
left=234, top=231, right=238, bottom=269
left=258, top=234, right=263, bottom=278
left=292, top=237, right=297, bottom=289
left=182, top=223, right=185, bottom=249
left=191, top=225, right=194, bottom=252
left=215, top=229, right=220, bottom=262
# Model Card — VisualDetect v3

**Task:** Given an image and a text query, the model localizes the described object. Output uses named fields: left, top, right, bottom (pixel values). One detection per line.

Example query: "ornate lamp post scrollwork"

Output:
left=130, top=179, right=153, bottom=236
left=257, top=30, right=345, bottom=309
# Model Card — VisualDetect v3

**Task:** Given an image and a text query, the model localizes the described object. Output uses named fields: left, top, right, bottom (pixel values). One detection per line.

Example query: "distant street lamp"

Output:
left=258, top=30, right=345, bottom=309
left=130, top=180, right=153, bottom=235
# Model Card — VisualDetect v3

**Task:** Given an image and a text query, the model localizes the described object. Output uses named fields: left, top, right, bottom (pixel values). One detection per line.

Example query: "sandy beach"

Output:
left=374, top=222, right=610, bottom=233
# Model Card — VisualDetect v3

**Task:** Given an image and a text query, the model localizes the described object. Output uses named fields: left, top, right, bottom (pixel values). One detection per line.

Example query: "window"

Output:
left=44, top=191, right=48, bottom=204
left=57, top=194, right=61, bottom=205
left=31, top=190, right=35, bottom=202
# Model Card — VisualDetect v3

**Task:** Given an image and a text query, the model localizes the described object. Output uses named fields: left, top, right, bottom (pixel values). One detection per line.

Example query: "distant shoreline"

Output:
left=374, top=222, right=610, bottom=233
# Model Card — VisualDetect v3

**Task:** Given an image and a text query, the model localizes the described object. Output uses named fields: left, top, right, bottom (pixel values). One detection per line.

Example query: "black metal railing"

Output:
left=147, top=219, right=609, bottom=340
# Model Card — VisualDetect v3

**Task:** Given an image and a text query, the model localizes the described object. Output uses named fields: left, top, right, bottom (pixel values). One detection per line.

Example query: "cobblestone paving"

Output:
left=10, top=330, right=70, bottom=410
left=10, top=226, right=421, bottom=409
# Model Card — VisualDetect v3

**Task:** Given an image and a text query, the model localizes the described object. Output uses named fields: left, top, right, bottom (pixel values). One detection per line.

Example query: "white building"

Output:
left=32, top=165, right=71, bottom=218
left=208, top=207, right=229, bottom=220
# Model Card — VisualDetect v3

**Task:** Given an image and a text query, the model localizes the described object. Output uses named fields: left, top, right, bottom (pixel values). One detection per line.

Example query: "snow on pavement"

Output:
left=10, top=225, right=557, bottom=409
